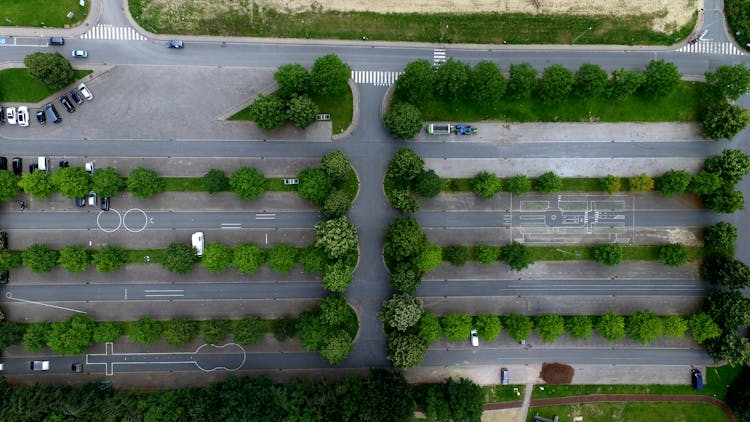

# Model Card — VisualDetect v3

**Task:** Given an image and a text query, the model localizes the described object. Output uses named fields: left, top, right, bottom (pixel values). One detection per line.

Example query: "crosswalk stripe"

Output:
left=433, top=48, right=447, bottom=66
left=675, top=41, right=744, bottom=55
left=350, top=70, right=402, bottom=86
left=80, top=24, right=147, bottom=41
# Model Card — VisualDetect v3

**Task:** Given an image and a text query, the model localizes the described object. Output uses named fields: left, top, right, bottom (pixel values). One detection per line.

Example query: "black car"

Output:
left=59, top=95, right=75, bottom=113
left=36, top=109, right=46, bottom=125
left=29, top=163, right=38, bottom=173
left=101, top=197, right=110, bottom=211
left=59, top=160, right=69, bottom=168
left=69, top=90, right=84, bottom=105
left=11, top=158, right=22, bottom=176
left=0, top=271, right=8, bottom=284
left=167, top=40, right=184, bottom=48
left=0, top=106, right=4, bottom=125
left=0, top=157, right=6, bottom=171
left=75, top=197, right=85, bottom=207
left=48, top=37, right=64, bottom=46
left=0, top=231, right=7, bottom=250
left=71, top=363, right=83, bottom=373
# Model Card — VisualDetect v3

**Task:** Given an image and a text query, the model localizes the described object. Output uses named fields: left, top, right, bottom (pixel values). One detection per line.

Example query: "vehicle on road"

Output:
left=192, top=232, right=204, bottom=256
left=71, top=50, right=88, bottom=59
left=500, top=368, right=509, bottom=385
left=691, top=368, right=704, bottom=390
left=59, top=160, right=69, bottom=168
left=5, top=107, right=16, bottom=125
left=167, top=40, right=184, bottom=49
left=69, top=90, right=84, bottom=105
left=37, top=157, right=49, bottom=172
left=0, top=157, right=6, bottom=171
left=44, top=103, right=62, bottom=124
left=0, top=106, right=4, bottom=124
left=428, top=123, right=452, bottom=135
left=48, top=37, right=64, bottom=45
left=470, top=329, right=479, bottom=347
left=78, top=83, right=93, bottom=101
left=101, top=197, right=110, bottom=211
left=85, top=161, right=95, bottom=175
left=88, top=191, right=97, bottom=206
left=16, top=106, right=29, bottom=127
left=71, top=363, right=83, bottom=373
left=75, top=197, right=86, bottom=207
left=12, top=158, right=22, bottom=176
left=30, top=360, right=49, bottom=371
left=59, top=95, right=75, bottom=113
left=454, top=124, right=478, bottom=135
left=36, top=109, right=46, bottom=125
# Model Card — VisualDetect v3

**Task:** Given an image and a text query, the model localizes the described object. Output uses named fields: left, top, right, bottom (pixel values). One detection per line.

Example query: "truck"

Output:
left=427, top=123, right=452, bottom=135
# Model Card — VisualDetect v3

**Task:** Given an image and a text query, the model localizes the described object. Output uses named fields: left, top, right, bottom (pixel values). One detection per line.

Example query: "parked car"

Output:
left=71, top=363, right=83, bottom=373
left=12, top=158, right=22, bottom=176
left=85, top=161, right=95, bottom=175
left=78, top=83, right=93, bottom=101
left=470, top=329, right=479, bottom=347
left=167, top=40, right=184, bottom=49
left=1, top=231, right=7, bottom=250
left=69, top=90, right=84, bottom=105
left=75, top=197, right=86, bottom=207
left=691, top=369, right=704, bottom=390
left=37, top=157, right=49, bottom=172
left=48, top=37, right=64, bottom=45
left=71, top=49, right=88, bottom=59
left=59, top=160, right=69, bottom=168
left=59, top=95, right=75, bottom=113
left=29, top=163, right=38, bottom=173
left=500, top=368, right=509, bottom=386
left=0, top=105, right=4, bottom=124
left=101, top=197, right=110, bottom=211
left=0, top=157, right=7, bottom=171
left=5, top=107, right=16, bottom=125
left=88, top=191, right=97, bottom=206
left=36, top=109, right=46, bottom=125
left=0, top=271, right=8, bottom=284
left=192, top=232, right=204, bottom=256
left=44, top=103, right=62, bottom=124
left=16, top=106, right=29, bottom=127
left=30, top=360, right=49, bottom=371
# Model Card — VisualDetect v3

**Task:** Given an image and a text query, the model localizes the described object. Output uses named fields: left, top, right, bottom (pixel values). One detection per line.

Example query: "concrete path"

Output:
left=518, top=382, right=534, bottom=422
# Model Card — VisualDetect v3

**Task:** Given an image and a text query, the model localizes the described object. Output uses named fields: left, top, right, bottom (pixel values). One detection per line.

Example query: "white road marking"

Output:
left=4, top=292, right=87, bottom=313
left=144, top=289, right=184, bottom=298
left=675, top=41, right=744, bottom=55
left=433, top=48, right=447, bottom=65
left=81, top=24, right=147, bottom=41
left=255, top=213, right=276, bottom=220
left=221, top=223, right=242, bottom=229
left=350, top=70, right=402, bottom=86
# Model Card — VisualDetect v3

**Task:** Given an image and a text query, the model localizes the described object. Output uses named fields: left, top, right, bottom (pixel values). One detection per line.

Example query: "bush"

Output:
left=321, top=150, right=353, bottom=182
left=705, top=64, right=750, bottom=101
left=320, top=294, right=350, bottom=326
left=473, top=244, right=499, bottom=265
left=574, top=64, right=608, bottom=98
left=201, top=242, right=233, bottom=273
left=249, top=94, right=287, bottom=131
left=52, top=166, right=91, bottom=199
left=566, top=315, right=593, bottom=340
left=597, top=311, right=625, bottom=342
left=642, top=59, right=681, bottom=97
left=92, top=167, right=125, bottom=198
left=314, top=216, right=358, bottom=260
left=202, top=319, right=231, bottom=345
left=506, top=174, right=532, bottom=196
left=507, top=63, right=537, bottom=99
left=607, top=69, right=644, bottom=99
left=267, top=243, right=298, bottom=274
left=323, top=261, right=355, bottom=292
left=416, top=242, right=443, bottom=272
left=659, top=243, right=689, bottom=267
left=503, top=313, right=533, bottom=343
left=93, top=321, right=123, bottom=343
left=537, top=65, right=575, bottom=104
left=626, top=310, right=664, bottom=344
left=233, top=242, right=266, bottom=275
left=201, top=169, right=228, bottom=194
left=234, top=316, right=266, bottom=344
left=387, top=332, right=428, bottom=369
left=299, top=245, right=327, bottom=273
left=703, top=100, right=750, bottom=140
left=161, top=242, right=196, bottom=275
left=0, top=171, right=20, bottom=201
left=310, top=54, right=351, bottom=96
left=471, top=171, right=502, bottom=198
left=390, top=262, right=423, bottom=293
left=389, top=189, right=420, bottom=213
left=689, top=170, right=722, bottom=196
left=23, top=244, right=59, bottom=273
left=435, top=59, right=471, bottom=100
left=383, top=216, right=427, bottom=263
left=18, top=170, right=54, bottom=199
left=320, top=330, right=353, bottom=364
left=384, top=103, right=422, bottom=140
left=274, top=63, right=310, bottom=98
left=272, top=317, right=297, bottom=342
left=297, top=168, right=332, bottom=205
left=629, top=173, right=654, bottom=191
left=500, top=242, right=534, bottom=271
left=592, top=243, right=623, bottom=266
left=395, top=60, right=435, bottom=104
left=380, top=294, right=424, bottom=332
left=92, top=246, right=127, bottom=273
left=23, top=321, right=51, bottom=351
left=474, top=313, right=502, bottom=342
left=23, top=52, right=74, bottom=89
left=535, top=171, right=562, bottom=193
left=687, top=312, right=721, bottom=344
left=662, top=315, right=688, bottom=338
left=418, top=313, right=442, bottom=344
left=704, top=222, right=738, bottom=253
left=229, top=167, right=266, bottom=200
left=58, top=245, right=90, bottom=273
left=287, top=95, right=319, bottom=129
left=443, top=244, right=470, bottom=266
left=414, top=170, right=441, bottom=198
left=441, top=312, right=473, bottom=341
left=470, top=61, right=506, bottom=104
left=163, top=319, right=199, bottom=346
left=129, top=317, right=163, bottom=344
left=704, top=188, right=745, bottom=214
left=657, top=169, right=692, bottom=196
left=535, top=314, right=565, bottom=343
left=603, top=174, right=621, bottom=195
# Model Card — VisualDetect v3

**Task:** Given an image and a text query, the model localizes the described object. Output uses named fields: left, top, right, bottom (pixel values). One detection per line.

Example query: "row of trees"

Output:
left=296, top=150, right=359, bottom=218
left=0, top=370, right=479, bottom=422
left=249, top=54, right=351, bottom=130
left=296, top=294, right=358, bottom=364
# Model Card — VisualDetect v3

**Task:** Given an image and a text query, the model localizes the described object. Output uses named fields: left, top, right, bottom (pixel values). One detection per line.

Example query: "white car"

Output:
left=16, top=106, right=29, bottom=127
left=192, top=232, right=204, bottom=256
left=5, top=107, right=16, bottom=125
left=71, top=49, right=88, bottom=58
left=85, top=161, right=95, bottom=175
left=78, top=83, right=93, bottom=101
left=470, top=329, right=479, bottom=347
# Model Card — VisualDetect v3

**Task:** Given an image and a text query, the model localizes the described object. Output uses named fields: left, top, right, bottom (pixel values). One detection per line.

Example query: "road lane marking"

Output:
left=5, top=292, right=87, bottom=314
left=255, top=213, right=276, bottom=220
left=221, top=223, right=242, bottom=229
left=144, top=289, right=184, bottom=298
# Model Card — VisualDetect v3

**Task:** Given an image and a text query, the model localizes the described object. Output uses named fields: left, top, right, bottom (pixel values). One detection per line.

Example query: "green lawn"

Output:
left=0, top=69, right=92, bottom=102
left=528, top=402, right=727, bottom=422
left=161, top=177, right=298, bottom=193
left=527, top=245, right=703, bottom=262
left=440, top=176, right=633, bottom=193
left=420, top=81, right=705, bottom=123
left=482, top=384, right=525, bottom=403
left=0, top=0, right=89, bottom=27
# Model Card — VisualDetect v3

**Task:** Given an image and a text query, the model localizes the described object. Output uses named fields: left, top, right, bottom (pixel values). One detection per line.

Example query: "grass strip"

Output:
left=482, top=385, right=525, bottom=403
left=441, top=177, right=632, bottom=193
left=160, top=177, right=298, bottom=192
left=0, top=0, right=89, bottom=28
left=0, top=69, right=93, bottom=102
left=528, top=245, right=703, bottom=262
left=527, top=402, right=727, bottom=422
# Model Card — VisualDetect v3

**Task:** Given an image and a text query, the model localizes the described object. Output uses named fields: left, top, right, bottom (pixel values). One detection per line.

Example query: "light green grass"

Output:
left=0, top=0, right=89, bottom=27
left=0, top=69, right=92, bottom=102
left=482, top=384, right=525, bottom=403
left=440, top=177, right=633, bottom=193
left=528, top=246, right=702, bottom=262
left=527, top=402, right=727, bottom=422
left=160, top=177, right=297, bottom=192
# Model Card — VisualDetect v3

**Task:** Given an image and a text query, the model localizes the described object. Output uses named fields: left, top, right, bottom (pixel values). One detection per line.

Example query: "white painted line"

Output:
left=145, top=294, right=185, bottom=297
left=265, top=233, right=268, bottom=245
left=145, top=289, right=184, bottom=292
left=5, top=292, right=87, bottom=313
left=124, top=288, right=127, bottom=300
left=221, top=223, right=241, bottom=226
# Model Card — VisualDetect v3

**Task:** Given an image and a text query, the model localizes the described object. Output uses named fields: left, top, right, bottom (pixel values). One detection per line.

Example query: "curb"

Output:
left=331, top=79, right=359, bottom=141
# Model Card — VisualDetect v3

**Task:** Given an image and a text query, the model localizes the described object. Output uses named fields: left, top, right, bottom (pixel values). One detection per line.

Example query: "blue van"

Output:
left=691, top=369, right=704, bottom=390
left=44, top=103, right=62, bottom=124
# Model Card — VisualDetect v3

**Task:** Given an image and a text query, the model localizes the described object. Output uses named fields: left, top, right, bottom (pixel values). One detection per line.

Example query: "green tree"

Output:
left=607, top=68, right=644, bottom=99
left=384, top=102, right=422, bottom=140
left=705, top=63, right=750, bottom=101
left=470, top=60, right=506, bottom=105
left=0, top=171, right=20, bottom=201
left=23, top=321, right=51, bottom=351
left=249, top=93, right=287, bottom=130
left=0, top=251, right=22, bottom=273
left=387, top=332, right=428, bottom=368
left=538, top=64, right=575, bottom=104
left=233, top=242, right=266, bottom=275
left=418, top=313, right=442, bottom=344
left=414, top=170, right=441, bottom=198
left=416, top=242, right=443, bottom=272
left=92, top=245, right=127, bottom=273
left=662, top=315, right=688, bottom=338
left=272, top=317, right=297, bottom=342
left=390, top=261, right=423, bottom=293
left=323, top=261, right=354, bottom=292
left=441, top=312, right=473, bottom=341
left=201, top=242, right=233, bottom=273
left=201, top=169, right=228, bottom=194
left=503, top=313, right=533, bottom=342
left=500, top=241, right=534, bottom=271
left=535, top=314, right=565, bottom=343
left=201, top=319, right=230, bottom=345
left=93, top=321, right=123, bottom=343
left=58, top=245, right=90, bottom=273
left=474, top=313, right=502, bottom=342
left=234, top=316, right=266, bottom=344
left=46, top=315, right=95, bottom=355
left=266, top=243, right=297, bottom=274
left=444, top=378, right=484, bottom=422
left=320, top=294, right=350, bottom=326
left=314, top=216, right=358, bottom=260
left=127, top=167, right=163, bottom=199
left=703, top=100, right=750, bottom=140
left=507, top=174, right=532, bottom=196
left=535, top=171, right=562, bottom=193
left=705, top=331, right=750, bottom=367
left=161, top=242, right=196, bottom=275
left=322, top=189, right=352, bottom=218
left=51, top=166, right=90, bottom=198
left=471, top=171, right=501, bottom=198
left=23, top=52, right=73, bottom=89
left=321, top=150, right=352, bottom=182
left=129, top=317, right=163, bottom=344
left=566, top=315, right=593, bottom=340
left=728, top=366, right=750, bottom=422
left=18, top=169, right=54, bottom=199
left=92, top=167, right=125, bottom=198
left=287, top=95, right=319, bottom=129
left=383, top=216, right=427, bottom=262
left=574, top=63, right=608, bottom=98
left=274, top=63, right=310, bottom=98
left=299, top=245, right=328, bottom=273
left=389, top=189, right=420, bottom=214
left=603, top=174, right=621, bottom=195
left=597, top=311, right=626, bottom=342
left=689, top=170, right=722, bottom=195
left=629, top=173, right=654, bottom=191
left=704, top=221, right=738, bottom=253
left=706, top=290, right=750, bottom=329
left=659, top=243, right=689, bottom=267
left=687, top=312, right=721, bottom=344
left=701, top=254, right=750, bottom=289
left=626, top=310, right=664, bottom=344
left=507, top=63, right=537, bottom=99
left=310, top=54, right=351, bottom=96
left=434, top=59, right=471, bottom=100
left=380, top=294, right=424, bottom=332
left=387, top=148, right=425, bottom=184
left=297, top=167, right=332, bottom=205
left=443, top=244, right=469, bottom=266
left=593, top=243, right=623, bottom=266
left=395, top=60, right=435, bottom=104
left=22, top=244, right=59, bottom=273
left=296, top=309, right=334, bottom=351
left=473, top=244, right=500, bottom=265
left=229, top=167, right=266, bottom=200
left=657, top=169, right=692, bottom=196
left=163, top=319, right=199, bottom=346
left=320, top=330, right=353, bottom=364
left=704, top=149, right=750, bottom=184
left=642, top=59, right=681, bottom=96
left=704, top=188, right=745, bottom=213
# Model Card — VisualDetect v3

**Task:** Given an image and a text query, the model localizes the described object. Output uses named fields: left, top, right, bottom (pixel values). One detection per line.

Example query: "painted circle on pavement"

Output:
left=123, top=208, right=148, bottom=233
left=96, top=209, right=122, bottom=233
left=193, top=343, right=246, bottom=372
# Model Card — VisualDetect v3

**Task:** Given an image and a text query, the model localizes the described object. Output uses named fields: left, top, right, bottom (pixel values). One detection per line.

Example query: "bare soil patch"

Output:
left=541, top=363, right=575, bottom=384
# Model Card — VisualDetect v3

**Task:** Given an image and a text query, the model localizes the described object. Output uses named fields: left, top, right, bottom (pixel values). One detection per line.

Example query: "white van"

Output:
left=37, top=156, right=49, bottom=172
left=191, top=232, right=204, bottom=256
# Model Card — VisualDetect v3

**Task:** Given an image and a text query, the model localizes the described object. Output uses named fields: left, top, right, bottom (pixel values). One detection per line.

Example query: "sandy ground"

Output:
left=482, top=409, right=522, bottom=422
left=145, top=0, right=700, bottom=32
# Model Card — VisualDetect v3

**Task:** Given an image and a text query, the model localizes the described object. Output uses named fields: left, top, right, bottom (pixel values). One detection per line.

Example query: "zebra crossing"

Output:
left=351, top=70, right=402, bottom=86
left=81, top=24, right=148, bottom=41
left=675, top=41, right=744, bottom=55
left=433, top=48, right=446, bottom=65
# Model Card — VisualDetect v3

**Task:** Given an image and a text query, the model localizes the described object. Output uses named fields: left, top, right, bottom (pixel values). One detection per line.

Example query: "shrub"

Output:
left=443, top=244, right=470, bottom=266
left=626, top=310, right=664, bottom=344
left=23, top=244, right=59, bottom=273
left=323, top=261, right=355, bottom=292
left=506, top=174, right=531, bottom=196
left=507, top=63, right=537, bottom=99
left=127, top=167, right=163, bottom=199
left=297, top=168, right=332, bottom=205
left=659, top=243, right=689, bottom=267
left=129, top=317, right=163, bottom=344
left=592, top=243, right=623, bottom=266
left=565, top=315, right=593, bottom=340
left=93, top=322, right=123, bottom=343
left=474, top=314, right=502, bottom=342
left=629, top=173, right=654, bottom=191
left=471, top=171, right=501, bottom=198
left=234, top=316, right=266, bottom=344
left=657, top=170, right=692, bottom=196
left=267, top=243, right=298, bottom=274
left=201, top=319, right=231, bottom=345
left=161, top=242, right=196, bottom=275
left=503, top=313, right=533, bottom=343
left=380, top=294, right=424, bottom=332
left=201, top=169, right=228, bottom=194
left=229, top=167, right=266, bottom=200
left=418, top=313, right=442, bottom=344
left=500, top=242, right=534, bottom=271
left=272, top=317, right=297, bottom=342
left=390, top=262, right=423, bottom=293
left=441, top=312, right=473, bottom=341
left=416, top=242, right=443, bottom=272
left=473, top=244, right=499, bottom=265
left=384, top=103, right=422, bottom=140
left=597, top=311, right=625, bottom=342
left=537, top=64, right=575, bottom=104
left=414, top=170, right=441, bottom=198
left=535, top=171, right=562, bottom=193
left=535, top=314, right=566, bottom=343
left=603, top=175, right=621, bottom=195
left=662, top=315, right=688, bottom=338
left=58, top=245, right=90, bottom=273
left=201, top=242, right=233, bottom=273
left=249, top=93, right=287, bottom=130
left=287, top=95, right=319, bottom=128
left=574, top=63, right=608, bottom=98
left=233, top=242, right=266, bottom=275
left=163, top=319, right=199, bottom=346
left=92, top=246, right=127, bottom=273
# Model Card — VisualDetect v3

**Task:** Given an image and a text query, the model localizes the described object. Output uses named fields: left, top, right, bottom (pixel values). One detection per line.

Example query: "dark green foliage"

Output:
left=474, top=313, right=502, bottom=342
left=274, top=63, right=310, bottom=98
left=267, top=243, right=298, bottom=274
left=314, top=216, right=358, bottom=260
left=51, top=166, right=91, bottom=199
left=728, top=366, right=750, bottom=422
left=705, top=64, right=750, bottom=101
left=507, top=63, right=537, bottom=99
left=310, top=54, right=351, bottom=96
left=233, top=242, right=266, bottom=275
left=689, top=170, right=722, bottom=195
left=287, top=95, right=319, bottom=128
left=250, top=93, right=287, bottom=130
left=0, top=251, right=21, bottom=273
left=607, top=68, right=645, bottom=99
left=319, top=329, right=353, bottom=364
left=416, top=242, right=443, bottom=272
left=320, top=294, right=350, bottom=326
left=471, top=171, right=502, bottom=198
left=127, top=167, right=164, bottom=199
left=202, top=320, right=231, bottom=345
left=93, top=321, right=123, bottom=343
left=384, top=102, right=423, bottom=140
left=500, top=241, right=534, bottom=271
left=592, top=243, right=623, bottom=266
left=92, top=167, right=125, bottom=198
left=566, top=315, right=593, bottom=340
left=506, top=174, right=532, bottom=196
left=503, top=313, right=533, bottom=343
left=380, top=294, right=424, bottom=332
left=321, top=150, right=353, bottom=182
left=390, top=261, right=423, bottom=293
left=272, top=317, right=297, bottom=342
left=0, top=171, right=20, bottom=201
left=597, top=311, right=626, bottom=342
left=657, top=169, right=692, bottom=196
left=704, top=149, right=750, bottom=185
left=441, top=312, right=473, bottom=341
left=0, top=321, right=24, bottom=350
left=470, top=60, right=506, bottom=105
left=574, top=63, right=608, bottom=98
left=229, top=167, right=266, bottom=200
left=443, top=244, right=470, bottom=266
left=93, top=245, right=127, bottom=273
left=323, top=261, right=354, bottom=292
left=703, top=100, right=750, bottom=140
left=387, top=148, right=425, bottom=184
left=18, top=169, right=54, bottom=199
left=389, top=189, right=420, bottom=213
left=394, top=59, right=435, bottom=104
left=129, top=317, right=163, bottom=344
left=296, top=309, right=338, bottom=356
left=418, top=313, right=442, bottom=344
left=704, top=187, right=745, bottom=213
left=23, top=52, right=74, bottom=89
left=659, top=243, right=689, bottom=267
left=23, top=321, right=51, bottom=351
left=297, top=167, right=333, bottom=205
left=163, top=319, right=199, bottom=346
left=534, top=314, right=565, bottom=343
left=201, top=169, right=228, bottom=194
left=387, top=332, right=428, bottom=369
left=626, top=310, right=664, bottom=344
left=535, top=171, right=562, bottom=193
left=703, top=221, right=738, bottom=253
left=662, top=315, right=688, bottom=338
left=161, top=242, right=196, bottom=275
left=299, top=245, right=328, bottom=273
left=705, top=331, right=750, bottom=366
left=322, top=189, right=352, bottom=218
left=58, top=245, right=91, bottom=273
left=201, top=242, right=233, bottom=273
left=384, top=216, right=427, bottom=263
left=473, top=244, right=500, bottom=265
left=642, top=59, right=681, bottom=96
left=701, top=254, right=750, bottom=289
left=707, top=290, right=750, bottom=329
left=435, top=59, right=471, bottom=100
left=361, top=369, right=415, bottom=421
left=417, top=378, right=483, bottom=422
left=22, top=244, right=59, bottom=273
left=537, top=64, right=575, bottom=104
left=414, top=169, right=441, bottom=198
left=234, top=316, right=266, bottom=345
